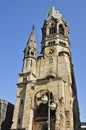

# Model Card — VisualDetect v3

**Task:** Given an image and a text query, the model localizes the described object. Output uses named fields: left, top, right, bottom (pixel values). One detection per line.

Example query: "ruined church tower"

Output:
left=11, top=7, right=81, bottom=130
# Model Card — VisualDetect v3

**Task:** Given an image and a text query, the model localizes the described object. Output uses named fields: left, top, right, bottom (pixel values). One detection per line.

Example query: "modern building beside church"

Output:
left=11, top=7, right=84, bottom=130
left=0, top=99, right=14, bottom=130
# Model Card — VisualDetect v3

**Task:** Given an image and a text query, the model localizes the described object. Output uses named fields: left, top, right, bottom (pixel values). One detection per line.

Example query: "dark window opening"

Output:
left=42, top=124, right=48, bottom=130
left=53, top=41, right=55, bottom=44
left=48, top=42, right=50, bottom=45
left=34, top=103, right=56, bottom=122
left=30, top=60, right=32, bottom=67
left=59, top=41, right=66, bottom=47
left=58, top=51, right=69, bottom=57
left=48, top=41, right=55, bottom=46
left=49, top=27, right=56, bottom=34
left=58, top=52, right=64, bottom=56
left=27, top=48, right=30, bottom=55
left=23, top=77, right=27, bottom=82
left=31, top=51, right=34, bottom=56
left=31, top=86, right=35, bottom=90
left=20, top=100, right=23, bottom=105
left=46, top=75, right=55, bottom=79
left=27, top=51, right=29, bottom=55
left=34, top=92, right=56, bottom=122
left=59, top=24, right=64, bottom=35
left=18, top=118, right=21, bottom=124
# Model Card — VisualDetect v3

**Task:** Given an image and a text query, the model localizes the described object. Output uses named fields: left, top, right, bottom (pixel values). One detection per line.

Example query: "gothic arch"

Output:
left=34, top=90, right=56, bottom=122
left=58, top=51, right=70, bottom=57
left=59, top=24, right=65, bottom=35
left=45, top=74, right=56, bottom=79
left=45, top=71, right=57, bottom=79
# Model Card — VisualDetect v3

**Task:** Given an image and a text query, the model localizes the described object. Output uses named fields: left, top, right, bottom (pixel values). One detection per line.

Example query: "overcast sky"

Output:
left=0, top=0, right=86, bottom=122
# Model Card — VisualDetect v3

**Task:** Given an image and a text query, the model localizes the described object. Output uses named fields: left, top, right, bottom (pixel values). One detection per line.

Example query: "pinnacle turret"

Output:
left=27, top=25, right=36, bottom=48
left=24, top=25, right=37, bottom=59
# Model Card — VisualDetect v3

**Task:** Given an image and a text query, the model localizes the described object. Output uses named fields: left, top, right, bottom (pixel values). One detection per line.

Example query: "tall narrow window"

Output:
left=59, top=24, right=64, bottom=35
left=18, top=118, right=21, bottom=124
left=27, top=48, right=30, bottom=55
left=49, top=26, right=56, bottom=34
left=48, top=41, right=55, bottom=46
left=31, top=51, right=34, bottom=56
left=23, top=77, right=27, bottom=82
left=27, top=51, right=29, bottom=55
left=30, top=60, right=32, bottom=67
left=20, top=99, right=23, bottom=105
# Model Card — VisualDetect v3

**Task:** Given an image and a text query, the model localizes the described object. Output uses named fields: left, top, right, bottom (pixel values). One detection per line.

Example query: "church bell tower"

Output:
left=11, top=7, right=81, bottom=130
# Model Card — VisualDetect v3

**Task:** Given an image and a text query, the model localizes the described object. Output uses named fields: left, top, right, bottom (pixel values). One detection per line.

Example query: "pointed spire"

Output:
left=27, top=25, right=36, bottom=48
left=24, top=25, right=37, bottom=59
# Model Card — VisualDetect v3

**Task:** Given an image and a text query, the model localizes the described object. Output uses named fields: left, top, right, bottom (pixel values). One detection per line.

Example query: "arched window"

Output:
left=49, top=22, right=57, bottom=35
left=58, top=52, right=64, bottom=56
left=27, top=48, right=30, bottom=55
left=31, top=51, right=34, bottom=56
left=48, top=41, right=55, bottom=46
left=59, top=24, right=64, bottom=35
left=58, top=51, right=69, bottom=57
left=49, top=27, right=56, bottom=34
left=34, top=91, right=56, bottom=122
left=27, top=51, right=29, bottom=55
left=59, top=41, right=66, bottom=47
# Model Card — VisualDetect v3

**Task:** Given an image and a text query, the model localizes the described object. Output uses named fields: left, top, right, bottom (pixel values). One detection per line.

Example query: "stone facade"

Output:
left=0, top=99, right=14, bottom=130
left=11, top=7, right=81, bottom=130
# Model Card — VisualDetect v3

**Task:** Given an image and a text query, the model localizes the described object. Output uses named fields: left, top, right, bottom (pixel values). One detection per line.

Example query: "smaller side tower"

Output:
left=22, top=25, right=37, bottom=76
left=19, top=25, right=37, bottom=83
left=11, top=26, right=37, bottom=130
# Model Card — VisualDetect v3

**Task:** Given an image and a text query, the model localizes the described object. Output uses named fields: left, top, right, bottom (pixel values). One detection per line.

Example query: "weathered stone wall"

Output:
left=0, top=99, right=14, bottom=130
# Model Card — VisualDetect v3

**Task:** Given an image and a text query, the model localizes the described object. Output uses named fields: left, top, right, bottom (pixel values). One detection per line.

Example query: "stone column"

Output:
left=27, top=96, right=34, bottom=130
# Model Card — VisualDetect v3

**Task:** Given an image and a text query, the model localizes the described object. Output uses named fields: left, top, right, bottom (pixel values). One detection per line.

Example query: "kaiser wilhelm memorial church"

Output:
left=11, top=7, right=82, bottom=130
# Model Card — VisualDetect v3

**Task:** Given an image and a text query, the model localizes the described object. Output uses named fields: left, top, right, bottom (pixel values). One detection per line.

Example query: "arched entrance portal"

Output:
left=33, top=90, right=56, bottom=130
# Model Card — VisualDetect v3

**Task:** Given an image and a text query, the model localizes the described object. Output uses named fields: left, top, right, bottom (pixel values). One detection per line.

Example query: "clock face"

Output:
left=45, top=47, right=56, bottom=56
